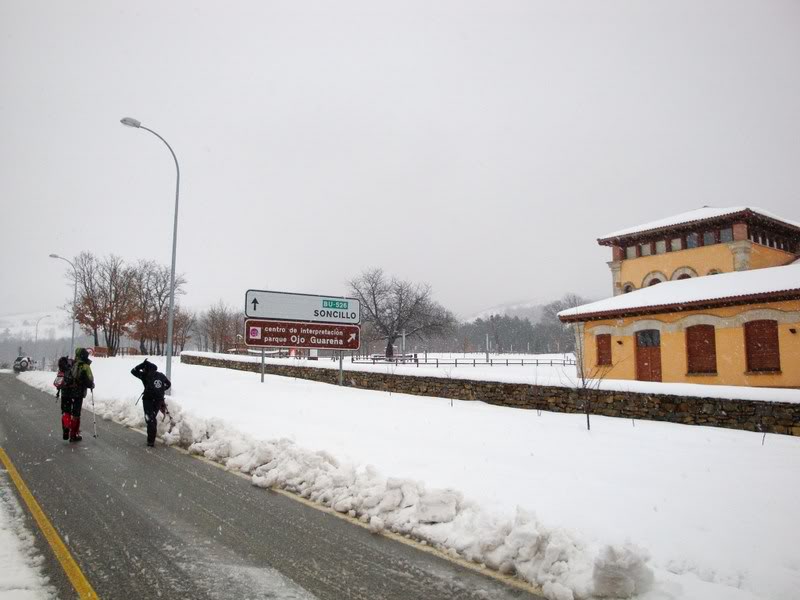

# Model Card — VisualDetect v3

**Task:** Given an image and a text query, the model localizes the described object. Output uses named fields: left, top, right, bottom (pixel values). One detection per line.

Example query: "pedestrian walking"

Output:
left=130, top=359, right=171, bottom=447
left=63, top=348, right=95, bottom=442
left=53, top=356, right=75, bottom=440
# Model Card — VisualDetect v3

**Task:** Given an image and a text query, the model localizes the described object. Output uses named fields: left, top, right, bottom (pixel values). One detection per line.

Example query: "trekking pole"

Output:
left=135, top=392, right=143, bottom=406
left=162, top=404, right=176, bottom=433
left=90, top=389, right=98, bottom=438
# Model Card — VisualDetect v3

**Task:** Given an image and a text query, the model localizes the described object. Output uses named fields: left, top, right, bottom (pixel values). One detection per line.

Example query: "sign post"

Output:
left=245, top=320, right=360, bottom=351
left=245, top=290, right=361, bottom=385
left=246, top=290, right=360, bottom=325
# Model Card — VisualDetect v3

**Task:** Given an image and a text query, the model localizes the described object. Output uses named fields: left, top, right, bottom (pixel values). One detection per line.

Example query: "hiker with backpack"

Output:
left=53, top=348, right=95, bottom=442
left=130, top=359, right=171, bottom=447
left=53, top=356, right=76, bottom=440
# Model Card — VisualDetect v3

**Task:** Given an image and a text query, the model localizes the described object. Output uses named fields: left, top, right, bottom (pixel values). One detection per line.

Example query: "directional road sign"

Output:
left=245, top=319, right=361, bottom=350
left=245, top=290, right=360, bottom=325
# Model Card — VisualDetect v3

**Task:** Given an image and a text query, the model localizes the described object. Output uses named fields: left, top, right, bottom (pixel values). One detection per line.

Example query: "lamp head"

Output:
left=120, top=117, right=142, bottom=128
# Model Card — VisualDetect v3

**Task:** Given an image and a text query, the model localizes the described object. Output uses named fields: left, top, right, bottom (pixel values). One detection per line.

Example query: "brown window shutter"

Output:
left=744, top=320, right=780, bottom=372
left=596, top=334, right=612, bottom=366
left=686, top=325, right=717, bottom=374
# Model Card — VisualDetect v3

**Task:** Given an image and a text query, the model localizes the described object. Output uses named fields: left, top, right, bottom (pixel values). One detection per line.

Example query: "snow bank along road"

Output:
left=0, top=373, right=540, bottom=599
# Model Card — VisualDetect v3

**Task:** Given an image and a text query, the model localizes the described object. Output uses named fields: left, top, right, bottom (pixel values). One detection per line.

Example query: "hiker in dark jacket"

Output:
left=131, top=359, right=171, bottom=447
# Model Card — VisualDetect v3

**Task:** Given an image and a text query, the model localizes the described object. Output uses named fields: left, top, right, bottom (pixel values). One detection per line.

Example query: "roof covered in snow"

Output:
left=559, top=262, right=800, bottom=322
left=598, top=207, right=800, bottom=243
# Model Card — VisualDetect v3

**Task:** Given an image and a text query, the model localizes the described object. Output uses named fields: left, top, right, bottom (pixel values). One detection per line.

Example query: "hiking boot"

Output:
left=62, top=428, right=70, bottom=440
left=147, top=441, right=155, bottom=447
left=69, top=435, right=82, bottom=442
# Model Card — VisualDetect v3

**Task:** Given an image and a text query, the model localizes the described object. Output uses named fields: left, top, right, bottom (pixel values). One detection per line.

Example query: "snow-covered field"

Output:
left=0, top=473, right=53, bottom=599
left=184, top=350, right=800, bottom=404
left=18, top=358, right=800, bottom=600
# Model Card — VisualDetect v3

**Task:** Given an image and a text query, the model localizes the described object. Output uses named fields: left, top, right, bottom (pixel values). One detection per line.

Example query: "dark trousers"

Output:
left=142, top=396, right=163, bottom=444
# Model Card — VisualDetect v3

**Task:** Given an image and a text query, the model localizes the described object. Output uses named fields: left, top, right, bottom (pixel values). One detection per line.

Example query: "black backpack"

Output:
left=56, top=357, right=75, bottom=388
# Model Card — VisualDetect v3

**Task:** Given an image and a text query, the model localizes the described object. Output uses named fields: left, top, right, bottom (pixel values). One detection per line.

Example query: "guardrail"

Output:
left=351, top=356, right=576, bottom=367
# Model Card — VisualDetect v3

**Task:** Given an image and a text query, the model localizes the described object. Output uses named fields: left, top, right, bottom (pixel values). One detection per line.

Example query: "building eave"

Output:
left=597, top=209, right=800, bottom=247
left=558, top=289, right=800, bottom=323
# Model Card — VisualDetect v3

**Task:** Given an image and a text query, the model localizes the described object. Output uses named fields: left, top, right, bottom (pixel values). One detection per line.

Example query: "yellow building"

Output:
left=560, top=207, right=800, bottom=387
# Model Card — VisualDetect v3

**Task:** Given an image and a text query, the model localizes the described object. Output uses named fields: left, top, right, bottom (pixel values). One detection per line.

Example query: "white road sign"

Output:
left=245, top=289, right=361, bottom=325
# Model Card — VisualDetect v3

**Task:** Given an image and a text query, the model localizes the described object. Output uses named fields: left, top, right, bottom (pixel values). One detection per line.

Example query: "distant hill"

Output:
left=465, top=300, right=545, bottom=324
left=0, top=309, right=73, bottom=340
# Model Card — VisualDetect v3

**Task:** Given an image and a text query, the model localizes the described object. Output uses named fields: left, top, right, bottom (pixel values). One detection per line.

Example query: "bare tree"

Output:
left=72, top=252, right=104, bottom=347
left=173, top=307, right=196, bottom=352
left=349, top=268, right=455, bottom=357
left=559, top=295, right=614, bottom=431
left=197, top=301, right=243, bottom=353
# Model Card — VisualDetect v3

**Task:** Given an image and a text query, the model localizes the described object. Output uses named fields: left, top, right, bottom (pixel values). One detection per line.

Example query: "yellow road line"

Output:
left=0, top=447, right=99, bottom=599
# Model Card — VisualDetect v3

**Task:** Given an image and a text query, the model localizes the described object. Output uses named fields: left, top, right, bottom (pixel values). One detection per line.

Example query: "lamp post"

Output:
left=120, top=117, right=180, bottom=383
left=34, top=314, right=50, bottom=367
left=49, top=254, right=77, bottom=355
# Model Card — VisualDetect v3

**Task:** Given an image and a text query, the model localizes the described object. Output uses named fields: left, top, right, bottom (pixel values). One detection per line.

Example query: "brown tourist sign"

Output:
left=245, top=319, right=361, bottom=350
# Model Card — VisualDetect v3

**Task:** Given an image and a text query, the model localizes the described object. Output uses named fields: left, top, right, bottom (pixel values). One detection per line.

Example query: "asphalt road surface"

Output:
left=0, top=373, right=542, bottom=600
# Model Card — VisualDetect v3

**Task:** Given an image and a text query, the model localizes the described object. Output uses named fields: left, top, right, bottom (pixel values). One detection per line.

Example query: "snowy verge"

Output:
left=0, top=472, right=55, bottom=599
left=17, top=370, right=653, bottom=600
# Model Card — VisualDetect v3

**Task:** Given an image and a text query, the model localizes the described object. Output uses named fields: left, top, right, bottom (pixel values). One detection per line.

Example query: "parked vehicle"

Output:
left=13, top=356, right=34, bottom=373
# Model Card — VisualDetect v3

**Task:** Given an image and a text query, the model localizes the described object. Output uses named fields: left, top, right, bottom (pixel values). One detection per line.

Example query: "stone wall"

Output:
left=180, top=354, right=800, bottom=436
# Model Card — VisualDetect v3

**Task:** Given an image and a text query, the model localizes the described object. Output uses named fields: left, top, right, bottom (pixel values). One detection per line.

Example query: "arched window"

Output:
left=744, top=320, right=780, bottom=372
left=707, top=269, right=721, bottom=276
left=671, top=267, right=698, bottom=281
left=642, top=271, right=667, bottom=287
left=622, top=284, right=635, bottom=294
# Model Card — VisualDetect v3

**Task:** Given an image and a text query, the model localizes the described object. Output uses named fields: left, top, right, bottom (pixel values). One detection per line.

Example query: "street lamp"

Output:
left=120, top=116, right=181, bottom=383
left=34, top=314, right=51, bottom=367
left=49, top=254, right=77, bottom=355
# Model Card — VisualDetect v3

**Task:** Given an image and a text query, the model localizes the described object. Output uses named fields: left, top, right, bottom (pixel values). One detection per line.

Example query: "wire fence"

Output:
left=351, top=355, right=576, bottom=368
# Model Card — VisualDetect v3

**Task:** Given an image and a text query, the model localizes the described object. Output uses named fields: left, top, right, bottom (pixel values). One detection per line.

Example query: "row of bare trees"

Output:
left=192, top=301, right=244, bottom=353
left=69, top=252, right=192, bottom=356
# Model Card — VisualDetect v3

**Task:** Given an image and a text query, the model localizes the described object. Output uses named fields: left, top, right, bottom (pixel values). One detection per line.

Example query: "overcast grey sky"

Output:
left=2, top=0, right=799, bottom=320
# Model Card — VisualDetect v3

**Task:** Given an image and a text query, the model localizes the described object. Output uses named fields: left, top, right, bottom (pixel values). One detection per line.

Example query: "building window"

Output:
left=640, top=243, right=652, bottom=256
left=622, top=283, right=635, bottom=293
left=655, top=240, right=667, bottom=254
left=703, top=231, right=716, bottom=246
left=636, top=330, right=660, bottom=347
left=626, top=246, right=637, bottom=259
left=648, top=278, right=662, bottom=286
left=744, top=320, right=781, bottom=372
left=686, top=232, right=699, bottom=248
left=720, top=228, right=733, bottom=243
left=677, top=274, right=692, bottom=280
left=686, top=325, right=717, bottom=374
left=596, top=334, right=612, bottom=366
left=707, top=269, right=721, bottom=275
left=670, top=237, right=682, bottom=251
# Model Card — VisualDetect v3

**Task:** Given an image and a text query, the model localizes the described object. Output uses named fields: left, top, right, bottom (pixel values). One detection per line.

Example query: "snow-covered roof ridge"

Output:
left=598, top=206, right=800, bottom=241
left=559, top=262, right=800, bottom=321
